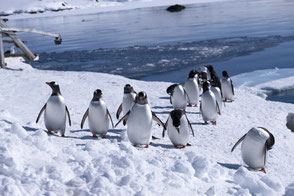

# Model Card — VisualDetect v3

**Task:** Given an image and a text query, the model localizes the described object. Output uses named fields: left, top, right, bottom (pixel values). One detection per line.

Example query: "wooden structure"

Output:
left=0, top=18, right=62, bottom=68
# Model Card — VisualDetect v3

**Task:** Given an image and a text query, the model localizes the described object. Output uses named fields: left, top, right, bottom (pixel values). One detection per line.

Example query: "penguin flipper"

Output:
left=183, top=89, right=191, bottom=104
left=162, top=118, right=169, bottom=137
left=116, top=104, right=122, bottom=119
left=231, top=134, right=246, bottom=152
left=230, top=79, right=234, bottom=95
left=81, top=108, right=89, bottom=129
left=258, top=127, right=275, bottom=150
left=65, top=106, right=71, bottom=126
left=152, top=112, right=166, bottom=130
left=107, top=109, right=115, bottom=128
left=216, top=101, right=221, bottom=115
left=115, top=111, right=130, bottom=127
left=263, top=144, right=267, bottom=166
left=184, top=113, right=194, bottom=137
left=36, top=103, right=47, bottom=123
left=169, top=96, right=172, bottom=104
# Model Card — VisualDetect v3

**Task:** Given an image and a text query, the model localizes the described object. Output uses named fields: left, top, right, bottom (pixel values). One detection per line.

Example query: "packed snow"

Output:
left=1, top=0, right=226, bottom=17
left=0, top=57, right=293, bottom=195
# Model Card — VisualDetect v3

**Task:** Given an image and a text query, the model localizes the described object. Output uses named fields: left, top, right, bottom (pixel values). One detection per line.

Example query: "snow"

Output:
left=0, top=57, right=294, bottom=195
left=1, top=0, right=226, bottom=18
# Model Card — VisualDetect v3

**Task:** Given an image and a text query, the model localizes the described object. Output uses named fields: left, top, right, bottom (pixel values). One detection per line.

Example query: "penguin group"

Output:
left=36, top=64, right=275, bottom=173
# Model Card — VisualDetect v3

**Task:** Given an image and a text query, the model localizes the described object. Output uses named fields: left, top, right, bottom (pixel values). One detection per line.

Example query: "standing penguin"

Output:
left=168, top=84, right=190, bottom=110
left=199, top=66, right=211, bottom=81
left=163, top=109, right=194, bottom=148
left=116, top=84, right=136, bottom=121
left=221, top=71, right=234, bottom=102
left=231, top=127, right=275, bottom=173
left=115, top=91, right=165, bottom=148
left=81, top=89, right=114, bottom=138
left=200, top=81, right=220, bottom=125
left=211, top=83, right=223, bottom=113
left=36, top=82, right=71, bottom=137
left=184, top=70, right=200, bottom=107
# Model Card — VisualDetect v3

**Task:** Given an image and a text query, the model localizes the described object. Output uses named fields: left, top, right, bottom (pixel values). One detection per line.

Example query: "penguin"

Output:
left=168, top=84, right=190, bottom=110
left=200, top=81, right=220, bottom=125
left=199, top=66, right=211, bottom=81
left=115, top=91, right=166, bottom=148
left=206, top=65, right=222, bottom=93
left=184, top=70, right=200, bottom=107
left=36, top=81, right=71, bottom=137
left=211, top=83, right=223, bottom=113
left=116, top=84, right=136, bottom=122
left=81, top=89, right=114, bottom=138
left=221, top=71, right=234, bottom=102
left=231, top=127, right=275, bottom=173
left=163, top=109, right=194, bottom=148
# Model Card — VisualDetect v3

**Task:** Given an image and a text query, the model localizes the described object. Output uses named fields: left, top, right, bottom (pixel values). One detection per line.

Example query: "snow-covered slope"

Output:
left=1, top=0, right=225, bottom=17
left=0, top=58, right=294, bottom=195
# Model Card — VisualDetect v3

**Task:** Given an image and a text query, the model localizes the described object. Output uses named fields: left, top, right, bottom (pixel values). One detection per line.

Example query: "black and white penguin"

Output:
left=163, top=109, right=194, bottom=148
left=231, top=127, right=275, bottom=173
left=211, top=83, right=223, bottom=113
left=199, top=66, right=211, bottom=81
left=200, top=81, right=220, bottom=125
left=81, top=89, right=114, bottom=138
left=221, top=71, right=234, bottom=102
left=206, top=65, right=222, bottom=92
left=184, top=70, right=200, bottom=107
left=36, top=81, right=71, bottom=137
left=115, top=91, right=165, bottom=148
left=116, top=84, right=136, bottom=120
left=167, top=84, right=189, bottom=110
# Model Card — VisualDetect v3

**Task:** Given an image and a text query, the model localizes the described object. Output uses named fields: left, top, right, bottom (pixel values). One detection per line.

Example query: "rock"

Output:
left=286, top=113, right=294, bottom=132
left=166, top=4, right=186, bottom=12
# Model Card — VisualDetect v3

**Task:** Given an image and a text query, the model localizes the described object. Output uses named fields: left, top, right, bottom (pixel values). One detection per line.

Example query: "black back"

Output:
left=170, top=109, right=184, bottom=128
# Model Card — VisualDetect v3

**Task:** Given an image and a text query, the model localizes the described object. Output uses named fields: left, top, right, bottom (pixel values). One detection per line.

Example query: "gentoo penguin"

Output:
left=211, top=83, right=223, bottom=113
left=286, top=113, right=294, bottom=132
left=200, top=81, right=220, bottom=125
left=221, top=71, right=234, bottom=102
left=36, top=81, right=71, bottom=137
left=116, top=84, right=136, bottom=121
left=199, top=65, right=211, bottom=81
left=184, top=70, right=200, bottom=107
left=163, top=109, right=194, bottom=148
left=81, top=89, right=114, bottom=138
left=206, top=65, right=222, bottom=93
left=115, top=91, right=166, bottom=148
left=168, top=84, right=190, bottom=110
left=231, top=127, right=275, bottom=173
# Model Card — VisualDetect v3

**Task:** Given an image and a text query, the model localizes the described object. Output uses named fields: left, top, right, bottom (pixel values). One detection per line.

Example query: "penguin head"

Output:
left=124, top=84, right=134, bottom=93
left=46, top=81, right=61, bottom=96
left=222, top=71, right=229, bottom=77
left=188, top=70, right=197, bottom=79
left=170, top=109, right=184, bottom=132
left=135, top=91, right=148, bottom=104
left=166, top=84, right=178, bottom=95
left=206, top=65, right=214, bottom=72
left=93, top=89, right=102, bottom=101
left=202, top=81, right=210, bottom=93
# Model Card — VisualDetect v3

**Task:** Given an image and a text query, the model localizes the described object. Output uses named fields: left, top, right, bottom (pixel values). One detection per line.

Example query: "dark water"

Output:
left=266, top=89, right=294, bottom=104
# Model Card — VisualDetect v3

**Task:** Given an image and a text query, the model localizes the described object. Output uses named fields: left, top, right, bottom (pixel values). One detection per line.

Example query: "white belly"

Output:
left=44, top=96, right=66, bottom=133
left=127, top=104, right=152, bottom=145
left=88, top=100, right=109, bottom=135
left=172, top=86, right=187, bottom=110
left=184, top=79, right=199, bottom=105
left=122, top=93, right=136, bottom=115
left=167, top=116, right=189, bottom=146
left=221, top=78, right=233, bottom=100
left=241, top=128, right=270, bottom=169
left=211, top=86, right=222, bottom=111
left=201, top=91, right=218, bottom=121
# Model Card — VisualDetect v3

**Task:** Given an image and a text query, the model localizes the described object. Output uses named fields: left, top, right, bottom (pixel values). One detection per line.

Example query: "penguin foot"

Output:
left=188, top=104, right=193, bottom=107
left=194, top=104, right=198, bottom=107
left=204, top=121, right=209, bottom=125
left=174, top=145, right=186, bottom=149
left=143, top=144, right=149, bottom=148
left=260, top=168, right=266, bottom=173
left=212, top=121, right=216, bottom=125
left=92, top=134, right=98, bottom=138
left=61, top=134, right=65, bottom=137
left=101, top=135, right=107, bottom=139
left=47, top=130, right=53, bottom=134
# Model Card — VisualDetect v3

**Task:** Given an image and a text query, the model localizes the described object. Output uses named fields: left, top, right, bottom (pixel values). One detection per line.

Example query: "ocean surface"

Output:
left=5, top=0, right=294, bottom=102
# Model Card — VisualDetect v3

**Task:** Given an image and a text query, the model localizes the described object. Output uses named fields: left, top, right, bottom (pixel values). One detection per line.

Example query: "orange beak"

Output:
left=46, top=82, right=51, bottom=86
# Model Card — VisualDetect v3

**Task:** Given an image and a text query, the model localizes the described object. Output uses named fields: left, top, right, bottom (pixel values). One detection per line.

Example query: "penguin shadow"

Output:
left=70, top=129, right=89, bottom=133
left=217, top=162, right=242, bottom=170
left=190, top=122, right=208, bottom=125
left=153, top=111, right=170, bottom=115
left=159, top=97, right=170, bottom=100
left=23, top=126, right=39, bottom=132
left=152, top=106, right=173, bottom=110
left=150, top=142, right=175, bottom=149
left=4, top=67, right=23, bottom=71
left=186, top=111, right=201, bottom=115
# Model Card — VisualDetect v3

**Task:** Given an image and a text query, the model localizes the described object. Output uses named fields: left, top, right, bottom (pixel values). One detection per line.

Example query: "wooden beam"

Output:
left=0, top=33, right=5, bottom=68
left=0, top=19, right=36, bottom=61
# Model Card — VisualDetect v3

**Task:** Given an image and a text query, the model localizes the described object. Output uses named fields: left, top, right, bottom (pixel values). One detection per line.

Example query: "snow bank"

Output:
left=0, top=58, right=294, bottom=195
left=1, top=0, right=226, bottom=18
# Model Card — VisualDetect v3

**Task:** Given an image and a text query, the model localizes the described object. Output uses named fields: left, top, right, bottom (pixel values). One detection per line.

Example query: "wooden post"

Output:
left=0, top=33, right=5, bottom=68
